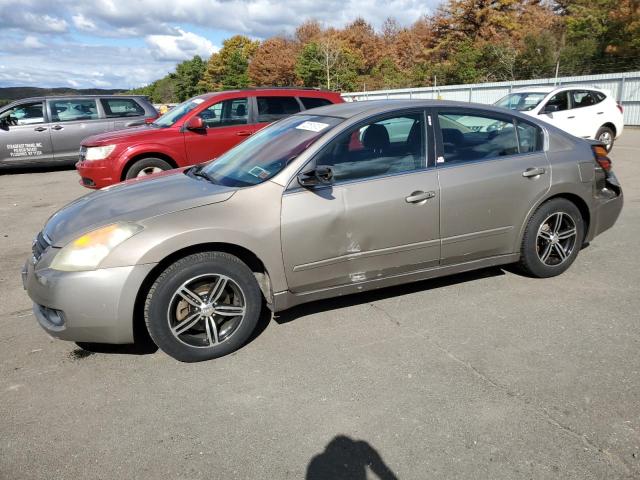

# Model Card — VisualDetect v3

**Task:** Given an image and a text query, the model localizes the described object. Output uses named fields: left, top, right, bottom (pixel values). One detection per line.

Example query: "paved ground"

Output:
left=1, top=131, right=639, bottom=480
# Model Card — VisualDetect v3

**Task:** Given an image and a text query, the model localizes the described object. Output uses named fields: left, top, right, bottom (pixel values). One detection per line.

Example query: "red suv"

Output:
left=76, top=88, right=344, bottom=188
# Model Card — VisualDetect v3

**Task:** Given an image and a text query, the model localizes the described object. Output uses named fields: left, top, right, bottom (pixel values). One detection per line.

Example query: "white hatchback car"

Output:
left=495, top=86, right=624, bottom=151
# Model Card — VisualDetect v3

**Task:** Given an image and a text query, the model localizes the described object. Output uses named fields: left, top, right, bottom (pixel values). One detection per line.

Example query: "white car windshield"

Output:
left=198, top=115, right=342, bottom=187
left=495, top=92, right=548, bottom=111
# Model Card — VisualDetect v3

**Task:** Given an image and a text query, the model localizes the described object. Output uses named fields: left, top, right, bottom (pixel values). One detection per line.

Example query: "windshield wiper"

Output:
left=189, top=164, right=217, bottom=184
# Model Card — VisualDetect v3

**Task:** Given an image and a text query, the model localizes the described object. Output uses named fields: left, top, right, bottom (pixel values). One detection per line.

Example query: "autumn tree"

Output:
left=201, top=35, right=259, bottom=90
left=295, top=37, right=360, bottom=90
left=249, top=37, right=299, bottom=86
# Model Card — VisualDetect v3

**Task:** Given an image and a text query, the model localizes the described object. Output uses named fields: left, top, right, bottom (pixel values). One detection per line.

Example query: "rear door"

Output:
left=0, top=100, right=54, bottom=164
left=100, top=97, right=148, bottom=130
left=184, top=96, right=251, bottom=164
left=281, top=110, right=440, bottom=292
left=47, top=98, right=111, bottom=162
left=568, top=90, right=601, bottom=138
left=435, top=109, right=550, bottom=265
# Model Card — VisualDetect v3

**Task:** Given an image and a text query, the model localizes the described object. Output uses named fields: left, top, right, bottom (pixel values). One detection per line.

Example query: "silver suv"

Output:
left=0, top=95, right=157, bottom=167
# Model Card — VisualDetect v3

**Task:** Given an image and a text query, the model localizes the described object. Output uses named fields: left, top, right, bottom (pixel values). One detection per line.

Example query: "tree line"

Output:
left=131, top=0, right=640, bottom=103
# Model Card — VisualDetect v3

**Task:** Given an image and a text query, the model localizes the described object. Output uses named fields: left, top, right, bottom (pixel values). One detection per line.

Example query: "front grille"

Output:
left=32, top=231, right=51, bottom=262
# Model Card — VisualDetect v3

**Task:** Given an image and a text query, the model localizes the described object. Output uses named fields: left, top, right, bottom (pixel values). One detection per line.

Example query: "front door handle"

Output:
left=34, top=126, right=47, bottom=132
left=522, top=167, right=546, bottom=178
left=567, top=116, right=575, bottom=119
left=51, top=125, right=64, bottom=131
left=236, top=131, right=252, bottom=137
left=405, top=190, right=436, bottom=204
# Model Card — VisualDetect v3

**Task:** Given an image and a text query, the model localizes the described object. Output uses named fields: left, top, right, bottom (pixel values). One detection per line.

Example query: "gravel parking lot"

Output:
left=1, top=131, right=639, bottom=479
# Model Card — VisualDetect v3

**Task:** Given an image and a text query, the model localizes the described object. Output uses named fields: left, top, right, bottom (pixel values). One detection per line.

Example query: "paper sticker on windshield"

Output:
left=296, top=121, right=330, bottom=132
left=192, top=98, right=204, bottom=104
left=248, top=166, right=270, bottom=179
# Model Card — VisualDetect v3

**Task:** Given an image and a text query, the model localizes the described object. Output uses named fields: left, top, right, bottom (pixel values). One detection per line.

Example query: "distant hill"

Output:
left=0, top=86, right=126, bottom=107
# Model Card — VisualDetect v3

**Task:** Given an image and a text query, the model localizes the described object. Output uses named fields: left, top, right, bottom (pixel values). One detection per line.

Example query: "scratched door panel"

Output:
left=281, top=170, right=440, bottom=294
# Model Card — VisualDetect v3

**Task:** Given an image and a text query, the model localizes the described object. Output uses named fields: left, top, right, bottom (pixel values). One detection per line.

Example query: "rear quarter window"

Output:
left=256, top=96, right=301, bottom=122
left=300, top=97, right=333, bottom=109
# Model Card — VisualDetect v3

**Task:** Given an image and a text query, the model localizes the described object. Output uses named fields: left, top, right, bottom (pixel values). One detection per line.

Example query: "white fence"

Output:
left=342, top=71, right=640, bottom=126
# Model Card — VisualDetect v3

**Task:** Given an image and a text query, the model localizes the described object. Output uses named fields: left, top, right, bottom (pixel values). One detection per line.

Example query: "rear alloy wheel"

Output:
left=125, top=157, right=172, bottom=179
left=518, top=198, right=584, bottom=278
left=596, top=126, right=615, bottom=152
left=145, top=252, right=262, bottom=362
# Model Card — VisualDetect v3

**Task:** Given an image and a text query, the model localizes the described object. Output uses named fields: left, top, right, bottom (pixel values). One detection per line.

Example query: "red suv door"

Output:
left=184, top=96, right=255, bottom=164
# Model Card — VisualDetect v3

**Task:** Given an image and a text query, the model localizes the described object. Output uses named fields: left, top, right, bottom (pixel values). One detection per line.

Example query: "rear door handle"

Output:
left=51, top=125, right=64, bottom=131
left=34, top=126, right=47, bottom=132
left=597, top=111, right=604, bottom=115
left=567, top=116, right=575, bottom=119
left=522, top=167, right=546, bottom=178
left=236, top=131, right=252, bottom=137
left=405, top=190, right=436, bottom=203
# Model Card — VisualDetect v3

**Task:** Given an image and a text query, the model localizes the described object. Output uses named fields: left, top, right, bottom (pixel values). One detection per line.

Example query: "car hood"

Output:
left=43, top=169, right=236, bottom=247
left=81, top=124, right=173, bottom=146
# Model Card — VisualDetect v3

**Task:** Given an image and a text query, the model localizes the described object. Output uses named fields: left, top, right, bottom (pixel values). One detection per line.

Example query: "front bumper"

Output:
left=75, top=159, right=117, bottom=189
left=22, top=257, right=156, bottom=344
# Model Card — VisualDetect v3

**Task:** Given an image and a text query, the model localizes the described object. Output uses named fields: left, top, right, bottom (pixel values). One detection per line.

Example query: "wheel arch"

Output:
left=121, top=152, right=178, bottom=181
left=599, top=122, right=617, bottom=137
left=131, top=242, right=273, bottom=344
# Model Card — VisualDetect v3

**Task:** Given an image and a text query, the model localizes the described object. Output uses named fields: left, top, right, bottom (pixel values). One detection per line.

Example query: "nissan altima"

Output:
left=23, top=100, right=623, bottom=362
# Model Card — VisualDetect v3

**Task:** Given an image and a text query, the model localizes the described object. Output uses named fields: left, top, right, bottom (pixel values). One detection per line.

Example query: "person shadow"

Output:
left=306, top=435, right=399, bottom=480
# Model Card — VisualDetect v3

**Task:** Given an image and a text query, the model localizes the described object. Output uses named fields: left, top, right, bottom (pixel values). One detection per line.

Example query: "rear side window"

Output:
left=437, top=112, right=518, bottom=164
left=516, top=121, right=544, bottom=153
left=257, top=96, right=301, bottom=122
left=198, top=98, right=248, bottom=127
left=300, top=97, right=333, bottom=109
left=0, top=101, right=44, bottom=125
left=101, top=98, right=145, bottom=118
left=571, top=90, right=601, bottom=108
left=50, top=99, right=99, bottom=122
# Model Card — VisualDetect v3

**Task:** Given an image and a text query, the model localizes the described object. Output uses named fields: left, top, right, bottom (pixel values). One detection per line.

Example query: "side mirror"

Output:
left=185, top=116, right=205, bottom=130
left=297, top=165, right=334, bottom=187
left=541, top=104, right=559, bottom=114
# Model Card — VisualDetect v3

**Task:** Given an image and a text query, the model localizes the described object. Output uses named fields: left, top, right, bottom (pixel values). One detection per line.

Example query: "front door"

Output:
left=184, top=97, right=254, bottom=164
left=568, top=90, right=600, bottom=138
left=435, top=109, right=551, bottom=265
left=281, top=111, right=440, bottom=293
left=47, top=98, right=111, bottom=162
left=0, top=100, right=54, bottom=165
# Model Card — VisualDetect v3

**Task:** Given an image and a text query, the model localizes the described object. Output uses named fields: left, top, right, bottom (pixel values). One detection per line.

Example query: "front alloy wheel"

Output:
left=145, top=252, right=262, bottom=362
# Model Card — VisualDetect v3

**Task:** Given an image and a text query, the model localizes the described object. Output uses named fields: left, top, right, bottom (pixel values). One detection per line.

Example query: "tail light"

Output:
left=592, top=145, right=612, bottom=171
left=616, top=102, right=623, bottom=114
left=144, top=117, right=156, bottom=124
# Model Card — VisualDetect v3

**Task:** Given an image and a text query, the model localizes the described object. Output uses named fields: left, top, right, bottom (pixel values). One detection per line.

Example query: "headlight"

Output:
left=84, top=144, right=116, bottom=161
left=50, top=223, right=143, bottom=271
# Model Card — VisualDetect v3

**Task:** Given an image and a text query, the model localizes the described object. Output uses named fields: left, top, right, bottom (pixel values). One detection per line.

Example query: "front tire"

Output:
left=144, top=252, right=262, bottom=362
left=518, top=198, right=584, bottom=278
left=596, top=126, right=615, bottom=152
left=125, top=157, right=172, bottom=179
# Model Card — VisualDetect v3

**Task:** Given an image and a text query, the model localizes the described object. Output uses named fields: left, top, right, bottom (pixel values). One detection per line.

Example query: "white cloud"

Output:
left=146, top=28, right=218, bottom=61
left=23, top=35, right=44, bottom=49
left=72, top=13, right=96, bottom=32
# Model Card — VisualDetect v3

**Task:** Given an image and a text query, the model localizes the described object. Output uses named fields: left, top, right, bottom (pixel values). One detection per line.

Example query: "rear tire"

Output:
left=125, top=157, right=172, bottom=179
left=144, top=252, right=262, bottom=362
left=595, top=126, right=615, bottom=152
left=518, top=198, right=584, bottom=278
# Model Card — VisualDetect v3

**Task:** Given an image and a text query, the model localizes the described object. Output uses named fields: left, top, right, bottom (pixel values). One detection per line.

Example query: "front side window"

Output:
left=542, top=92, right=569, bottom=112
left=198, top=98, right=248, bottom=127
left=101, top=98, right=145, bottom=118
left=313, top=113, right=425, bottom=183
left=257, top=96, right=301, bottom=122
left=200, top=115, right=342, bottom=187
left=438, top=112, right=518, bottom=163
left=49, top=99, right=99, bottom=122
left=571, top=90, right=600, bottom=108
left=495, top=92, right=547, bottom=112
left=0, top=101, right=44, bottom=126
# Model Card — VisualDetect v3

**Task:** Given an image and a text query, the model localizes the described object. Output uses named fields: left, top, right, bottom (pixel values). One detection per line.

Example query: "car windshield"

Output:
left=200, top=115, right=342, bottom=187
left=495, top=92, right=548, bottom=111
left=153, top=97, right=207, bottom=127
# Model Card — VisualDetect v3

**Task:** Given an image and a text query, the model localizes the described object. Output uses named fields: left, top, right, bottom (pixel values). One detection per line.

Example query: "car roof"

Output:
left=510, top=85, right=606, bottom=95
left=196, top=87, right=339, bottom=101
left=300, top=99, right=530, bottom=119
left=9, top=95, right=147, bottom=103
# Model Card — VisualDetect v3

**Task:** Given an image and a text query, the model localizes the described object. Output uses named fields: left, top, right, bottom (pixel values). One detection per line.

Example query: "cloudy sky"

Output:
left=0, top=0, right=439, bottom=89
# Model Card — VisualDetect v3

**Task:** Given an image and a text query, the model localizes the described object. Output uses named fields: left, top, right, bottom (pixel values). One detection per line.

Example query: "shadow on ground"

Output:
left=0, top=164, right=75, bottom=175
left=306, top=435, right=399, bottom=480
